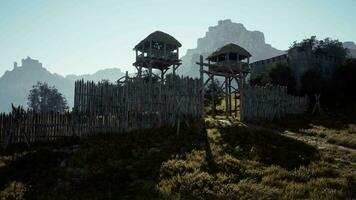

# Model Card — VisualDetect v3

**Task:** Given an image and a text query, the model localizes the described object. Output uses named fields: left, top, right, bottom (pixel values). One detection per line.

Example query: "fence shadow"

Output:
left=219, top=125, right=320, bottom=170
left=263, top=106, right=356, bottom=134
left=0, top=120, right=209, bottom=199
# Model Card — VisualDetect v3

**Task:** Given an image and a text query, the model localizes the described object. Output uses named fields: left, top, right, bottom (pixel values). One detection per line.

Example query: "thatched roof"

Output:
left=207, top=43, right=252, bottom=60
left=134, top=31, right=182, bottom=50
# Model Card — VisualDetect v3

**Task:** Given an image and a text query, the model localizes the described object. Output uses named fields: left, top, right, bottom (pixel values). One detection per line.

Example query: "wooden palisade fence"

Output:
left=241, top=84, right=309, bottom=121
left=0, top=75, right=203, bottom=148
left=74, top=74, right=203, bottom=125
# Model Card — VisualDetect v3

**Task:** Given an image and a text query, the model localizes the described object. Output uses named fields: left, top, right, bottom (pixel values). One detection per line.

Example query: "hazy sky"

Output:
left=0, top=0, right=355, bottom=76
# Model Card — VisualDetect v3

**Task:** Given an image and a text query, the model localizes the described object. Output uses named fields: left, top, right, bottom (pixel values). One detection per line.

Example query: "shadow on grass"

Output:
left=61, top=122, right=209, bottom=199
left=0, top=119, right=209, bottom=199
left=262, top=106, right=356, bottom=135
left=0, top=139, right=81, bottom=198
left=220, top=125, right=320, bottom=169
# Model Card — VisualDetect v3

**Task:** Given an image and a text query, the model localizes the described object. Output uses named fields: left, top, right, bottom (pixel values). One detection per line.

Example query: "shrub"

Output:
left=250, top=73, right=270, bottom=86
left=268, top=63, right=296, bottom=94
left=204, top=79, right=224, bottom=107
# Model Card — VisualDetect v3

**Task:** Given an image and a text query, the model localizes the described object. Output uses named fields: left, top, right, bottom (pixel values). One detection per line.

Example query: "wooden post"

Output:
left=230, top=77, right=233, bottom=116
left=149, top=40, right=153, bottom=84
left=239, top=73, right=244, bottom=122
left=234, top=90, right=237, bottom=118
left=199, top=55, right=204, bottom=117
left=173, top=64, right=176, bottom=77
left=125, top=71, right=129, bottom=131
left=225, top=76, right=229, bottom=118
left=212, top=76, right=216, bottom=118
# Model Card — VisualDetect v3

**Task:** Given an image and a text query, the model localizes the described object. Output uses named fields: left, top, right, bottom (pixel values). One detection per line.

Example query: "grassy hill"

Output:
left=1, top=107, right=356, bottom=199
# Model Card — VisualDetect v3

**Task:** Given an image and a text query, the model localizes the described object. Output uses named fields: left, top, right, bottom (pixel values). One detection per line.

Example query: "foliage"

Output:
left=27, top=82, right=68, bottom=113
left=289, top=36, right=348, bottom=62
left=301, top=67, right=326, bottom=101
left=0, top=181, right=27, bottom=200
left=333, top=59, right=356, bottom=104
left=204, top=79, right=224, bottom=106
left=249, top=73, right=270, bottom=86
left=289, top=36, right=318, bottom=53
left=301, top=59, right=356, bottom=105
left=250, top=64, right=296, bottom=94
left=268, top=64, right=296, bottom=94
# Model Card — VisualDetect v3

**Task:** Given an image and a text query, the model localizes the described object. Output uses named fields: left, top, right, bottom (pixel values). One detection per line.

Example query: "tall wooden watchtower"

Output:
left=197, top=43, right=251, bottom=120
left=133, top=31, right=182, bottom=82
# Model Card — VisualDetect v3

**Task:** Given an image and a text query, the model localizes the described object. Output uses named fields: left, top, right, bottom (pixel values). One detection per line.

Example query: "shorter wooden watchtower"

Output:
left=197, top=43, right=251, bottom=120
left=133, top=31, right=182, bottom=82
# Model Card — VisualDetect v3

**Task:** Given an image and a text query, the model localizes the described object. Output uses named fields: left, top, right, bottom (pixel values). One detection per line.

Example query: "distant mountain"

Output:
left=343, top=41, right=356, bottom=58
left=178, top=19, right=285, bottom=77
left=66, top=68, right=125, bottom=83
left=0, top=57, right=125, bottom=112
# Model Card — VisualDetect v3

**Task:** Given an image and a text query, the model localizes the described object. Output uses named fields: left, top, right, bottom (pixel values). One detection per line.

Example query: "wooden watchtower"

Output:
left=133, top=31, right=182, bottom=82
left=197, top=43, right=251, bottom=120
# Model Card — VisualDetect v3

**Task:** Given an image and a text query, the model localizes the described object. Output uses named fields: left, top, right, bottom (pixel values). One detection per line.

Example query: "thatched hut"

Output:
left=206, top=43, right=251, bottom=74
left=133, top=31, right=181, bottom=74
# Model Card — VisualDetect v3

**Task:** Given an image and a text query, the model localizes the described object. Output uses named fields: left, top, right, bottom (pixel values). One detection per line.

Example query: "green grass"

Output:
left=264, top=105, right=356, bottom=150
left=1, top=108, right=356, bottom=199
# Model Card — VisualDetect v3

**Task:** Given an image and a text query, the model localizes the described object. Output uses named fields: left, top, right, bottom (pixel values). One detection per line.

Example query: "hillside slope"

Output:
left=1, top=109, right=356, bottom=199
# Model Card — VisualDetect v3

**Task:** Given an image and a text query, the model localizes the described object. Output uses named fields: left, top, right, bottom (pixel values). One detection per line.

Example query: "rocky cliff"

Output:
left=66, top=68, right=125, bottom=83
left=343, top=41, right=356, bottom=58
left=178, top=19, right=285, bottom=77
left=0, top=58, right=125, bottom=112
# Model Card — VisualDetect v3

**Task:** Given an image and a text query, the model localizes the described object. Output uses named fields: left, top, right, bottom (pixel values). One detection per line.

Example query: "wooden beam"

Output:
left=199, top=55, right=204, bottom=117
left=203, top=75, right=213, bottom=87
left=201, top=70, right=240, bottom=79
left=228, top=77, right=232, bottom=116
left=225, top=76, right=228, bottom=118
left=212, top=75, right=216, bottom=118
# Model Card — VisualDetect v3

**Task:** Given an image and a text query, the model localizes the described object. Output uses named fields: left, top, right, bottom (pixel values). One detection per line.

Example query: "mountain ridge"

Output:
left=343, top=42, right=356, bottom=58
left=178, top=19, right=286, bottom=77
left=0, top=58, right=125, bottom=112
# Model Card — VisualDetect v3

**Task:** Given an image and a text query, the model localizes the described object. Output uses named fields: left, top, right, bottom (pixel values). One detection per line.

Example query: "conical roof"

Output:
left=134, top=31, right=182, bottom=50
left=207, top=43, right=252, bottom=60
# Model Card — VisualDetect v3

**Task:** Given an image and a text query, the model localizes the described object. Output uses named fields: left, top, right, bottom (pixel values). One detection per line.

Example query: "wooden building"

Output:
left=197, top=43, right=251, bottom=120
left=133, top=31, right=182, bottom=81
left=207, top=43, right=251, bottom=75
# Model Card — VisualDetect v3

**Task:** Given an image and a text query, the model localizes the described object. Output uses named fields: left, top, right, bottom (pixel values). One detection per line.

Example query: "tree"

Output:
left=250, top=73, right=271, bottom=86
left=333, top=59, right=356, bottom=104
left=28, top=82, right=68, bottom=113
left=300, top=59, right=356, bottom=105
left=290, top=36, right=348, bottom=62
left=268, top=64, right=296, bottom=94
left=301, top=67, right=326, bottom=102
left=314, top=38, right=348, bottom=62
left=204, top=79, right=224, bottom=106
left=289, top=36, right=318, bottom=53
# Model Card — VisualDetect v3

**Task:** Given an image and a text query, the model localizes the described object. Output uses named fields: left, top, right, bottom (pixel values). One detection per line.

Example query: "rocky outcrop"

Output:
left=343, top=42, right=356, bottom=58
left=178, top=19, right=285, bottom=77
left=66, top=68, right=125, bottom=83
left=0, top=57, right=124, bottom=112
